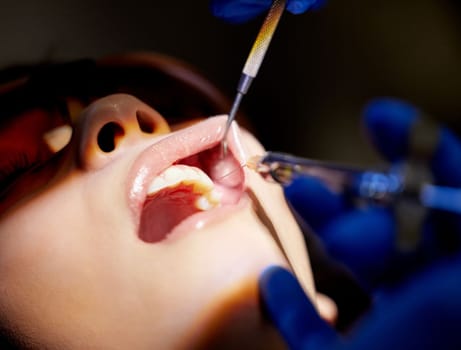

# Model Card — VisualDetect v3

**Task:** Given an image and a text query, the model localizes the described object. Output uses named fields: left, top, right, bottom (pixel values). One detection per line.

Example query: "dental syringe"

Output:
left=247, top=151, right=461, bottom=214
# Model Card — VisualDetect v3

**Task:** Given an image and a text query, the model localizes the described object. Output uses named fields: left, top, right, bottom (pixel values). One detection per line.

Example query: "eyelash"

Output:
left=0, top=152, right=39, bottom=190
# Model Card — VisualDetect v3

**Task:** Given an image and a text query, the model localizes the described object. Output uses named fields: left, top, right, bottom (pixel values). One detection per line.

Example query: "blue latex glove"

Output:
left=260, top=263, right=461, bottom=350
left=210, top=0, right=326, bottom=23
left=284, top=98, right=461, bottom=288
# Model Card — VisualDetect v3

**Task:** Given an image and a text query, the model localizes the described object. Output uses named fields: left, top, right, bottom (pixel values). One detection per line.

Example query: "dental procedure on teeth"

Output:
left=1, top=0, right=461, bottom=349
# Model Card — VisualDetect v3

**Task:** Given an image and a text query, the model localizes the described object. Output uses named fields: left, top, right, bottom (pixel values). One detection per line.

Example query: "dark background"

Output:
left=2, top=0, right=460, bottom=166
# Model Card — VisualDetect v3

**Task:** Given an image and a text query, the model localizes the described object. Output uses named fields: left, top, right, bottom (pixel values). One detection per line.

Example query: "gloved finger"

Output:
left=210, top=0, right=326, bottom=24
left=363, top=98, right=461, bottom=187
left=431, top=128, right=461, bottom=187
left=284, top=176, right=347, bottom=232
left=262, top=262, right=461, bottom=350
left=321, top=207, right=396, bottom=286
left=342, top=258, right=461, bottom=350
left=285, top=176, right=397, bottom=285
left=362, top=98, right=418, bottom=163
left=259, top=266, right=337, bottom=349
left=210, top=0, right=273, bottom=24
left=286, top=0, right=327, bottom=14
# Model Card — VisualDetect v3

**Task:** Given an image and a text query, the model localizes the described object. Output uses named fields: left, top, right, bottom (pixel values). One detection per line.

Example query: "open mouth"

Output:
left=138, top=143, right=245, bottom=243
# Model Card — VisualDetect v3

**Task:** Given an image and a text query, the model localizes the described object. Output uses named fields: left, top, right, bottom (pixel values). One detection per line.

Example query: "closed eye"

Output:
left=0, top=107, right=71, bottom=191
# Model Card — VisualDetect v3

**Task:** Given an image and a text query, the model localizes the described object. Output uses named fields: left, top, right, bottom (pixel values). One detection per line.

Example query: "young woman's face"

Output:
left=0, top=94, right=313, bottom=349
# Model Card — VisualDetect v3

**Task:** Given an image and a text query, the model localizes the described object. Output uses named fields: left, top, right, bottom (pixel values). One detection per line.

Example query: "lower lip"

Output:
left=163, top=194, right=250, bottom=242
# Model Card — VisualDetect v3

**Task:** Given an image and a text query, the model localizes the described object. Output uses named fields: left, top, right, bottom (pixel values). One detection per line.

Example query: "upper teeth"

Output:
left=147, top=165, right=221, bottom=210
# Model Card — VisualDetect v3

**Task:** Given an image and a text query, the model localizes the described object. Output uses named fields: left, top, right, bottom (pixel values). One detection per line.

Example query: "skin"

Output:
left=0, top=94, right=317, bottom=349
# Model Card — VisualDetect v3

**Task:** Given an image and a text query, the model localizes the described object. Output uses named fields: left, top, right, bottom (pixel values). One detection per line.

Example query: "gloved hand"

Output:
left=260, top=263, right=461, bottom=350
left=210, top=0, right=326, bottom=23
left=284, top=98, right=461, bottom=288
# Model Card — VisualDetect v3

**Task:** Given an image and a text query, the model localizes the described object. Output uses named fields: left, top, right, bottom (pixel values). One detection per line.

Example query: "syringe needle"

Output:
left=221, top=0, right=287, bottom=156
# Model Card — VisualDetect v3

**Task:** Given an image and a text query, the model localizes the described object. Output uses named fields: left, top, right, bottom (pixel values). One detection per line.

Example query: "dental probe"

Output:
left=221, top=0, right=287, bottom=156
left=247, top=152, right=461, bottom=215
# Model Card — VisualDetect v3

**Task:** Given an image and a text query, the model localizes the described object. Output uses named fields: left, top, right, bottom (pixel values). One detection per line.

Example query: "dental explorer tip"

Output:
left=221, top=140, right=229, bottom=158
left=221, top=93, right=242, bottom=158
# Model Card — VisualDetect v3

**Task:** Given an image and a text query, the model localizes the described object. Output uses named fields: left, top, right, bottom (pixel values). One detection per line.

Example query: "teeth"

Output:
left=195, top=196, right=214, bottom=211
left=163, top=166, right=185, bottom=184
left=147, top=165, right=221, bottom=210
left=195, top=190, right=222, bottom=210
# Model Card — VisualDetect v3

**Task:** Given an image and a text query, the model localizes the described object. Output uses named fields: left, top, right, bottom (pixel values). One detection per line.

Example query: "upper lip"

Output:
left=126, top=116, right=245, bottom=221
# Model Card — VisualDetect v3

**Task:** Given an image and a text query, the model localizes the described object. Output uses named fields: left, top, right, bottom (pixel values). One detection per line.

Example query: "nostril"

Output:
left=97, top=122, right=125, bottom=152
left=136, top=110, right=156, bottom=134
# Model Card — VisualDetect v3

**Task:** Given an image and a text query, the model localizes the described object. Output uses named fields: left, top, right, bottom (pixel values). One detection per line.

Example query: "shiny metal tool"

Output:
left=247, top=151, right=461, bottom=214
left=221, top=0, right=287, bottom=156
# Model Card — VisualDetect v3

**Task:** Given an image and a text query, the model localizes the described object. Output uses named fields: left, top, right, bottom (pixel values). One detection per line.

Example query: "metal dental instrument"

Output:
left=247, top=151, right=461, bottom=215
left=221, top=0, right=287, bottom=156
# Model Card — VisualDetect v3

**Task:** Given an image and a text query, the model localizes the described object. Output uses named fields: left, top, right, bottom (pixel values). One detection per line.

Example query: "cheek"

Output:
left=0, top=187, right=137, bottom=345
left=0, top=180, right=199, bottom=348
left=0, top=197, right=88, bottom=315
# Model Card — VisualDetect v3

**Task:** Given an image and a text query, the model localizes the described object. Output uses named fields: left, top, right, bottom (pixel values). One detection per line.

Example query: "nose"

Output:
left=77, top=94, right=170, bottom=170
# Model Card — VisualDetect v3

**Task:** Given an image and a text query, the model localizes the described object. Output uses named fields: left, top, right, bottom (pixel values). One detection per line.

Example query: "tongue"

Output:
left=139, top=184, right=202, bottom=243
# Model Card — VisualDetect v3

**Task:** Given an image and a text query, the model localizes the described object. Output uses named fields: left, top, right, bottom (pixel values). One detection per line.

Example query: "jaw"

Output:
left=131, top=121, right=317, bottom=338
left=149, top=205, right=290, bottom=350
left=190, top=278, right=286, bottom=350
